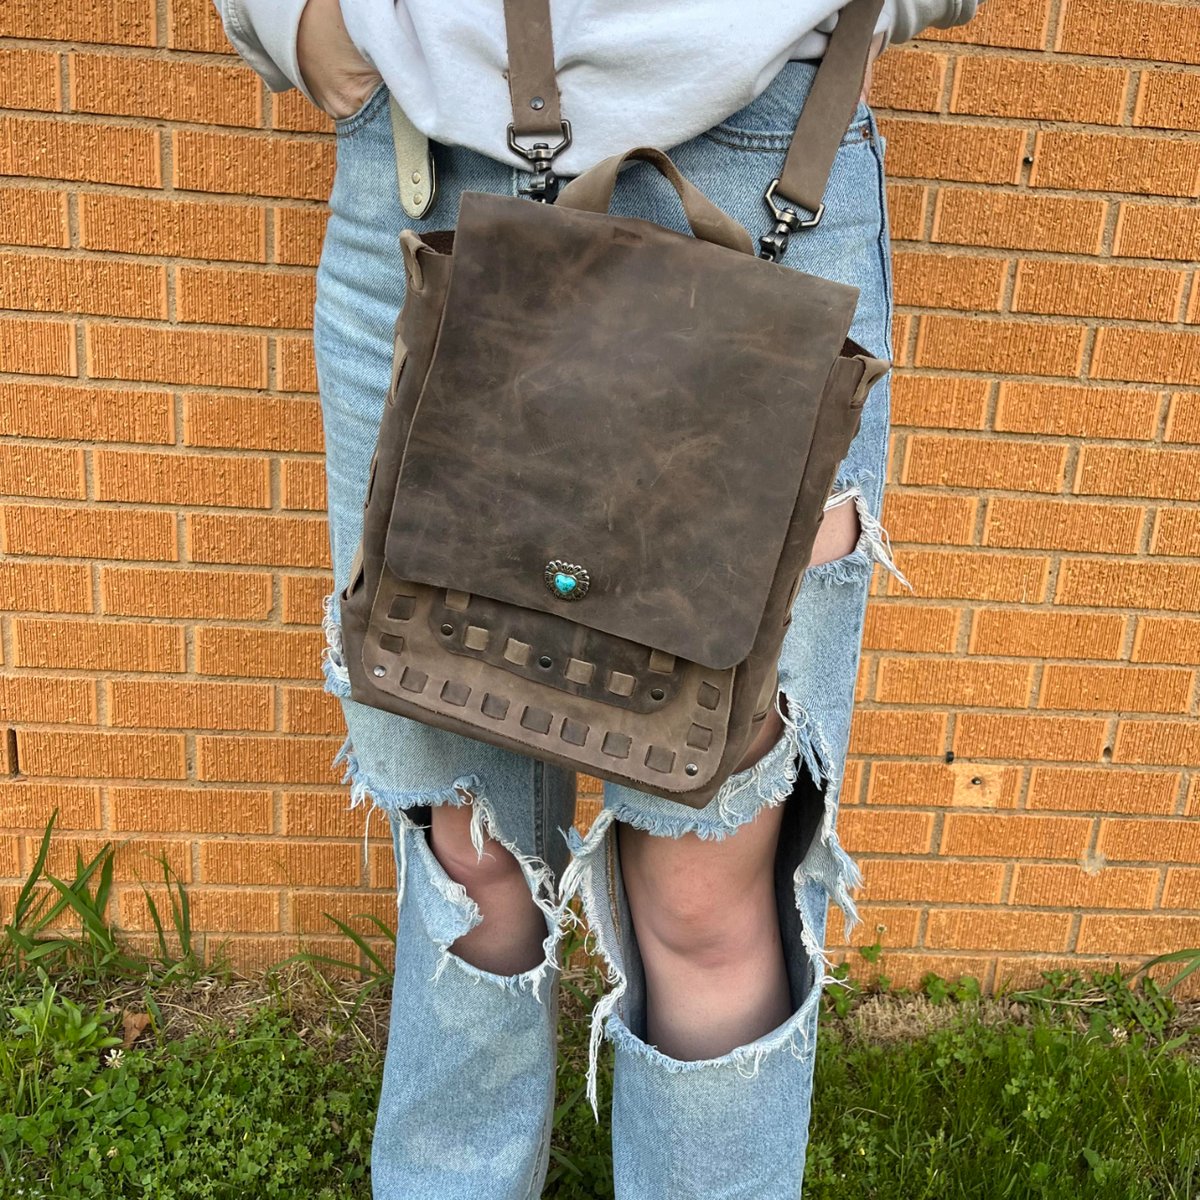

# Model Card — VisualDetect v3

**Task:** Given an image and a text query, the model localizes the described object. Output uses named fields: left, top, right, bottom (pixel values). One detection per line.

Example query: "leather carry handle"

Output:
left=556, top=146, right=755, bottom=256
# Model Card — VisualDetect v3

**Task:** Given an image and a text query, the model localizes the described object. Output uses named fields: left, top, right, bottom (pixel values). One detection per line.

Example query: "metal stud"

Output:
left=538, top=655, right=552, bottom=669
left=685, top=763, right=699, bottom=776
left=530, top=96, right=545, bottom=110
left=440, top=623, right=454, bottom=636
left=372, top=665, right=385, bottom=678
left=650, top=687, right=665, bottom=701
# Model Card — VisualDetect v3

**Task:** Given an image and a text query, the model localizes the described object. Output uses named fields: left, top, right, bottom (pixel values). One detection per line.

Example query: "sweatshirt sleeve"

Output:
left=213, top=0, right=315, bottom=100
left=885, top=0, right=982, bottom=45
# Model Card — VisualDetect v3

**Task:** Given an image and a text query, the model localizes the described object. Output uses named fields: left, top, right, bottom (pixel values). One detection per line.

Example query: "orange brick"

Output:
left=994, top=382, right=1159, bottom=441
left=271, top=91, right=332, bottom=134
left=108, top=680, right=273, bottom=731
left=280, top=460, right=326, bottom=511
left=1092, top=328, right=1200, bottom=385
left=0, top=48, right=61, bottom=111
left=277, top=336, right=318, bottom=392
left=1166, top=393, right=1200, bottom=444
left=290, top=890, right=393, bottom=934
left=281, top=687, right=343, bottom=735
left=942, top=812, right=1093, bottom=859
left=1076, top=446, right=1200, bottom=500
left=101, top=566, right=271, bottom=620
left=868, top=49, right=946, bottom=111
left=830, top=905, right=923, bottom=950
left=1152, top=508, right=1200, bottom=557
left=881, top=492, right=976, bottom=545
left=13, top=618, right=184, bottom=672
left=1077, top=914, right=1200, bottom=955
left=0, top=251, right=165, bottom=319
left=1056, top=559, right=1200, bottom=612
left=1012, top=864, right=1158, bottom=910
left=195, top=734, right=341, bottom=784
left=838, top=809, right=934, bottom=855
left=187, top=513, right=330, bottom=568
left=1132, top=617, right=1200, bottom=665
left=275, top=207, right=328, bottom=266
left=876, top=657, right=1031, bottom=707
left=0, top=0, right=155, bottom=45
left=176, top=266, right=314, bottom=329
left=1014, top=260, right=1186, bottom=323
left=951, top=56, right=1127, bottom=124
left=969, top=609, right=1126, bottom=660
left=69, top=54, right=260, bottom=127
left=0, top=381, right=173, bottom=443
left=18, top=730, right=186, bottom=780
left=1100, top=817, right=1200, bottom=863
left=1134, top=69, right=1200, bottom=132
left=283, top=791, right=372, bottom=838
left=886, top=549, right=1049, bottom=602
left=0, top=783, right=100, bottom=829
left=932, top=189, right=1106, bottom=254
left=183, top=395, right=323, bottom=452
left=2, top=503, right=176, bottom=561
left=0, top=116, right=160, bottom=187
left=120, top=888, right=280, bottom=933
left=915, top=316, right=1086, bottom=376
left=1057, top=0, right=1200, bottom=66
left=33, top=835, right=191, bottom=882
left=1032, top=130, right=1200, bottom=197
left=893, top=251, right=1005, bottom=311
left=1113, top=720, right=1200, bottom=767
left=167, top=0, right=232, bottom=52
left=0, top=561, right=91, bottom=613
left=983, top=497, right=1143, bottom=554
left=889, top=375, right=989, bottom=430
left=1040, top=664, right=1193, bottom=714
left=903, top=434, right=1067, bottom=492
left=0, top=444, right=85, bottom=499
left=1028, top=766, right=1179, bottom=815
left=173, top=131, right=334, bottom=200
left=862, top=860, right=1007, bottom=904
left=201, top=838, right=357, bottom=886
left=86, top=325, right=267, bottom=389
left=926, top=909, right=1072, bottom=952
left=0, top=676, right=96, bottom=724
left=885, top=184, right=927, bottom=241
left=1162, top=869, right=1200, bottom=910
left=79, top=193, right=266, bottom=263
left=847, top=709, right=947, bottom=757
left=862, top=603, right=960, bottom=652
left=0, top=317, right=76, bottom=376
left=0, top=187, right=69, bottom=249
left=1114, top=202, right=1200, bottom=261
left=866, top=760, right=1020, bottom=809
left=954, top=713, right=1108, bottom=763
left=281, top=575, right=330, bottom=625
left=110, top=786, right=272, bottom=833
left=921, top=0, right=1050, bottom=49
left=877, top=118, right=1024, bottom=183
left=196, top=627, right=323, bottom=680
left=1188, top=776, right=1200, bottom=817
left=94, top=449, right=270, bottom=508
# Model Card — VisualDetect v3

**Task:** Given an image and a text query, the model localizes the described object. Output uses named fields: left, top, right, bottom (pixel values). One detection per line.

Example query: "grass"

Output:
left=1, top=815, right=1198, bottom=1199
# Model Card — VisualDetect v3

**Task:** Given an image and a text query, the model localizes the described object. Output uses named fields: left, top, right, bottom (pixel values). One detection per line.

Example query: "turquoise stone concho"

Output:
left=544, top=559, right=590, bottom=602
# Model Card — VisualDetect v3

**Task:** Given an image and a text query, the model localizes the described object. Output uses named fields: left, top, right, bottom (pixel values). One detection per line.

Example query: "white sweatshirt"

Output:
left=216, top=0, right=980, bottom=174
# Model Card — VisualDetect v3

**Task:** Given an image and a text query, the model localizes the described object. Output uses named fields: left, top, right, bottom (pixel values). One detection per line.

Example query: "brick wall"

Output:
left=1, top=0, right=1197, bottom=989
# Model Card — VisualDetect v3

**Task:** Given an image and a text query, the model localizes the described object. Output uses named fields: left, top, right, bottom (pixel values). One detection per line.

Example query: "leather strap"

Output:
left=390, top=97, right=436, bottom=220
left=556, top=147, right=754, bottom=256
left=776, top=0, right=885, bottom=215
left=503, top=0, right=563, bottom=138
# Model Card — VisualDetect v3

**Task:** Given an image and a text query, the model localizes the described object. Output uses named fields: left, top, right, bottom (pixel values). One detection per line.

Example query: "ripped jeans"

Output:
left=314, top=62, right=904, bottom=1200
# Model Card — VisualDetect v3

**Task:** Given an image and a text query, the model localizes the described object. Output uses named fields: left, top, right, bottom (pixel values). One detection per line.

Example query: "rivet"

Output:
left=412, top=193, right=423, bottom=206
left=530, top=96, right=545, bottom=110
left=538, top=655, right=552, bottom=669
left=684, top=763, right=699, bottom=776
left=411, top=171, right=422, bottom=184
left=440, top=623, right=454, bottom=636
left=372, top=665, right=385, bottom=678
left=650, top=687, right=665, bottom=701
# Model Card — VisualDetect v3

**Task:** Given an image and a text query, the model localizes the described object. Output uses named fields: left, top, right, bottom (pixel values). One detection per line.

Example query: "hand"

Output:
left=296, top=0, right=382, bottom=119
left=861, top=30, right=886, bottom=102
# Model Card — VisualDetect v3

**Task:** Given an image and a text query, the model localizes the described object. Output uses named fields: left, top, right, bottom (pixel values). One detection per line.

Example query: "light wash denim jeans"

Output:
left=314, top=61, right=904, bottom=1200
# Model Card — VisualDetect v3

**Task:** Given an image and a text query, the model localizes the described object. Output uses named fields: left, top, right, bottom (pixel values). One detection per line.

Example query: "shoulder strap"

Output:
left=504, top=0, right=563, bottom=139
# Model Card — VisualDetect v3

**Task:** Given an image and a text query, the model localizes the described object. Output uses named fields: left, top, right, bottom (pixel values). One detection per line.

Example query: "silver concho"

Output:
left=544, top=559, right=590, bottom=602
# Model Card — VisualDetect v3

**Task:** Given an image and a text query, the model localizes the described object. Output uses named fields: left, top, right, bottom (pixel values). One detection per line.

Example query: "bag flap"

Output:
left=384, top=191, right=859, bottom=670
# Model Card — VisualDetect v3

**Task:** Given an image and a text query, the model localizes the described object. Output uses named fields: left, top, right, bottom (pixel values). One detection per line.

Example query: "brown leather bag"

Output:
left=339, top=0, right=888, bottom=808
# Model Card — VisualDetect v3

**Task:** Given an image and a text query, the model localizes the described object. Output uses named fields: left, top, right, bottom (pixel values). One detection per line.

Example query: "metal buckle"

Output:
left=759, top=178, right=824, bottom=262
left=507, top=120, right=573, bottom=203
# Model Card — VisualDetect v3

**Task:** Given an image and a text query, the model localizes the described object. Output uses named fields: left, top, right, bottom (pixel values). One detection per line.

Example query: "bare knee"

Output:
left=429, top=803, right=527, bottom=892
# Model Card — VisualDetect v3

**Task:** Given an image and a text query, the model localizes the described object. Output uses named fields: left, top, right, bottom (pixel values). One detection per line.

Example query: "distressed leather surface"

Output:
left=341, top=187, right=881, bottom=805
